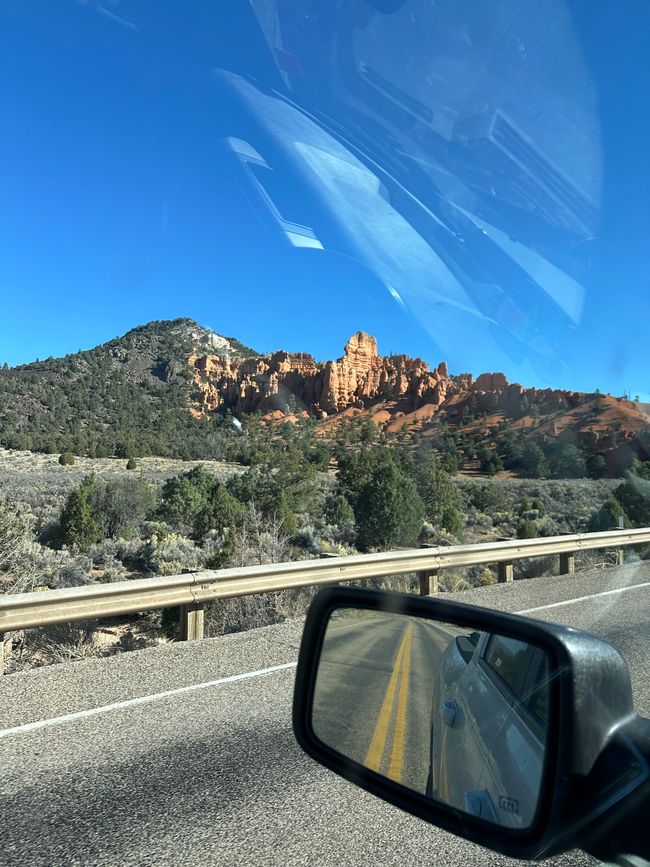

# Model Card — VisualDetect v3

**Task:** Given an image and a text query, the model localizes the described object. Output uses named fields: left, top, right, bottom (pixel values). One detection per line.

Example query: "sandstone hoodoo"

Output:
left=188, top=330, right=640, bottom=432
left=190, top=331, right=456, bottom=417
left=187, top=328, right=650, bottom=470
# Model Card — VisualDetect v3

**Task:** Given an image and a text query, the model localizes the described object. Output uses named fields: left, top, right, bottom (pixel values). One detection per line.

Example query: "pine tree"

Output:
left=355, top=460, right=424, bottom=551
left=588, top=497, right=629, bottom=532
left=414, top=454, right=462, bottom=533
left=60, top=475, right=102, bottom=550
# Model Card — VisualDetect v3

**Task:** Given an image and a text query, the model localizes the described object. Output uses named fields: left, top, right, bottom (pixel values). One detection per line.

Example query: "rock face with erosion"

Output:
left=188, top=331, right=605, bottom=433
left=190, top=331, right=456, bottom=417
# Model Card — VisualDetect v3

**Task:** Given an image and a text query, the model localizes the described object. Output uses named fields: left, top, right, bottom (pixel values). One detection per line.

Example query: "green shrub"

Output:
left=90, top=477, right=156, bottom=539
left=466, top=482, right=507, bottom=513
left=414, top=455, right=462, bottom=533
left=478, top=446, right=503, bottom=476
left=612, top=476, right=650, bottom=527
left=274, top=495, right=298, bottom=536
left=337, top=448, right=386, bottom=510
left=60, top=475, right=103, bottom=551
left=324, top=494, right=355, bottom=526
left=551, top=443, right=588, bottom=478
left=517, top=520, right=539, bottom=539
left=586, top=454, right=607, bottom=479
left=587, top=496, right=629, bottom=531
left=531, top=498, right=545, bottom=517
left=143, top=532, right=205, bottom=575
left=59, top=452, right=75, bottom=466
left=293, top=525, right=321, bottom=554
left=0, top=498, right=37, bottom=592
left=126, top=457, right=138, bottom=470
left=521, top=443, right=548, bottom=478
left=500, top=431, right=524, bottom=470
left=355, top=460, right=424, bottom=551
left=160, top=466, right=244, bottom=537
left=60, top=475, right=155, bottom=547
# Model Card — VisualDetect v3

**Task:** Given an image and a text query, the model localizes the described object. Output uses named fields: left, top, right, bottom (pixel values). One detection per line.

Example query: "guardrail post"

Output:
left=559, top=552, right=575, bottom=575
left=419, top=570, right=439, bottom=596
left=613, top=518, right=625, bottom=566
left=498, top=561, right=513, bottom=583
left=0, top=633, right=10, bottom=675
left=179, top=603, right=205, bottom=641
left=418, top=543, right=439, bottom=595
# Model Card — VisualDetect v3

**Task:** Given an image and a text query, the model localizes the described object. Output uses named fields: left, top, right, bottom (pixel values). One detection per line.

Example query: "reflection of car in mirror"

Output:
left=295, top=588, right=650, bottom=863
left=428, top=630, right=548, bottom=828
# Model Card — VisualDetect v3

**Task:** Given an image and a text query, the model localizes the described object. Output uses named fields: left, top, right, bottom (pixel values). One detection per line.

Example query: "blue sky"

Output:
left=2, top=1, right=649, bottom=399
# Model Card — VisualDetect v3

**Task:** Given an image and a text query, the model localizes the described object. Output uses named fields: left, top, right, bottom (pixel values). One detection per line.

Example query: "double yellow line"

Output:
left=364, top=622, right=413, bottom=783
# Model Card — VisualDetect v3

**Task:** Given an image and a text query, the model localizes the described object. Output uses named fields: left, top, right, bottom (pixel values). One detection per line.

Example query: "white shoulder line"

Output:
left=3, top=580, right=649, bottom=740
left=516, top=580, right=650, bottom=614
left=0, top=661, right=297, bottom=739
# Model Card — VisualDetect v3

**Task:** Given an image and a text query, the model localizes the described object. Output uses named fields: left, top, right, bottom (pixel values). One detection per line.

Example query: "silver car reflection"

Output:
left=427, top=631, right=548, bottom=829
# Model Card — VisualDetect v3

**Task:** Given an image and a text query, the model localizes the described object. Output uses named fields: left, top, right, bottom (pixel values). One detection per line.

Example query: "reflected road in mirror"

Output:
left=311, top=609, right=549, bottom=829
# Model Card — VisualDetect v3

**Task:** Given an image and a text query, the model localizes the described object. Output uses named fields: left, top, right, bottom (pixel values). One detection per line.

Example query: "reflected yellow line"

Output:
left=387, top=624, right=413, bottom=782
left=364, top=623, right=414, bottom=777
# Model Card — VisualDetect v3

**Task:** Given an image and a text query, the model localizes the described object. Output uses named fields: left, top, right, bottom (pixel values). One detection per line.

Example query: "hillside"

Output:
left=189, top=329, right=650, bottom=475
left=0, top=319, right=648, bottom=474
left=0, top=319, right=256, bottom=459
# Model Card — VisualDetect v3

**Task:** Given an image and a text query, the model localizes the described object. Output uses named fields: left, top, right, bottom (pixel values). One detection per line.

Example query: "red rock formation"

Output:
left=188, top=333, right=642, bottom=464
left=189, top=332, right=460, bottom=418
left=473, top=372, right=509, bottom=392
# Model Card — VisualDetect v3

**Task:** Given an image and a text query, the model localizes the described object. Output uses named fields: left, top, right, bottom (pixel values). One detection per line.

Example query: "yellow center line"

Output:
left=364, top=623, right=413, bottom=774
left=387, top=623, right=413, bottom=782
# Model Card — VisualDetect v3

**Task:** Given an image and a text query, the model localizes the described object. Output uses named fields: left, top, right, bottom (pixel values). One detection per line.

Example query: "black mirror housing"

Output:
left=292, top=587, right=649, bottom=862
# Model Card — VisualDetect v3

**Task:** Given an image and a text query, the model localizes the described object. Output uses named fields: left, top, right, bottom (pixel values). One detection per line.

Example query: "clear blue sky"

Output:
left=2, top=1, right=649, bottom=398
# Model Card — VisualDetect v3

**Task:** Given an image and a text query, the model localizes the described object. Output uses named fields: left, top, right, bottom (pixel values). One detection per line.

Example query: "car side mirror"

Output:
left=292, top=587, right=650, bottom=863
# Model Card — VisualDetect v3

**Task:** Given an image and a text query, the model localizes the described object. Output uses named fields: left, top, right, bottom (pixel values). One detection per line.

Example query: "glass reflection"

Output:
left=312, top=608, right=550, bottom=829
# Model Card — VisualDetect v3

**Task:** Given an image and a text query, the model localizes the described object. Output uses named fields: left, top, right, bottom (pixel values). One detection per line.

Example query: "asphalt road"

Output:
left=1, top=561, right=649, bottom=866
left=312, top=613, right=465, bottom=794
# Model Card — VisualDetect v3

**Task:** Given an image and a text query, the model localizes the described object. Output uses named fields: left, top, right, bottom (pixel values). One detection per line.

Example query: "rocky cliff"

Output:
left=188, top=331, right=650, bottom=467
left=190, top=332, right=456, bottom=417
left=189, top=329, right=600, bottom=423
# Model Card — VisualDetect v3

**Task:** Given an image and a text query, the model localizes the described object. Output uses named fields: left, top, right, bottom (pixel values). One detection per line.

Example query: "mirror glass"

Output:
left=311, top=608, right=550, bottom=829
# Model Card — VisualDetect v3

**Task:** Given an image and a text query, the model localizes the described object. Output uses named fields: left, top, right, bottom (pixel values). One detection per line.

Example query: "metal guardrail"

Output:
left=1, top=528, right=648, bottom=665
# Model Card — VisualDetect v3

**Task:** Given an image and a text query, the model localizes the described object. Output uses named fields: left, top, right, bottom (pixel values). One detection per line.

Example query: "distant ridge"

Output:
left=0, top=319, right=648, bottom=473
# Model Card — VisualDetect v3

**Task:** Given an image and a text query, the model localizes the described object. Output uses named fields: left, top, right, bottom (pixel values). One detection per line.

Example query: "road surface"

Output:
left=312, top=612, right=468, bottom=794
left=0, top=562, right=648, bottom=866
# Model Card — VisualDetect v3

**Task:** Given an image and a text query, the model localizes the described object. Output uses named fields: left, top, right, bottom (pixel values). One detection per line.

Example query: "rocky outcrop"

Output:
left=189, top=331, right=596, bottom=427
left=189, top=332, right=459, bottom=417
left=318, top=333, right=454, bottom=412
left=473, top=372, right=509, bottom=392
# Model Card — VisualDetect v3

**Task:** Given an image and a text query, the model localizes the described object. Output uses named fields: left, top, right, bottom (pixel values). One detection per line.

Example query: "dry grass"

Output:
left=455, top=476, right=620, bottom=540
left=0, top=448, right=245, bottom=528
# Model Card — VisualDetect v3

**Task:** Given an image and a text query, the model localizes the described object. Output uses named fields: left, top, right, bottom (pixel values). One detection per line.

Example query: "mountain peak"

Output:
left=120, top=318, right=257, bottom=358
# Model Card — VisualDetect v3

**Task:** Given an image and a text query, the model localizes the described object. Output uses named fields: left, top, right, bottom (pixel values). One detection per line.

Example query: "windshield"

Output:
left=1, top=2, right=649, bottom=865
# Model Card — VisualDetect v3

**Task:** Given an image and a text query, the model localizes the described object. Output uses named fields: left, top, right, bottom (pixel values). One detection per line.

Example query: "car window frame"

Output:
left=515, top=647, right=549, bottom=738
left=477, top=635, right=548, bottom=744
left=479, top=633, right=532, bottom=698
